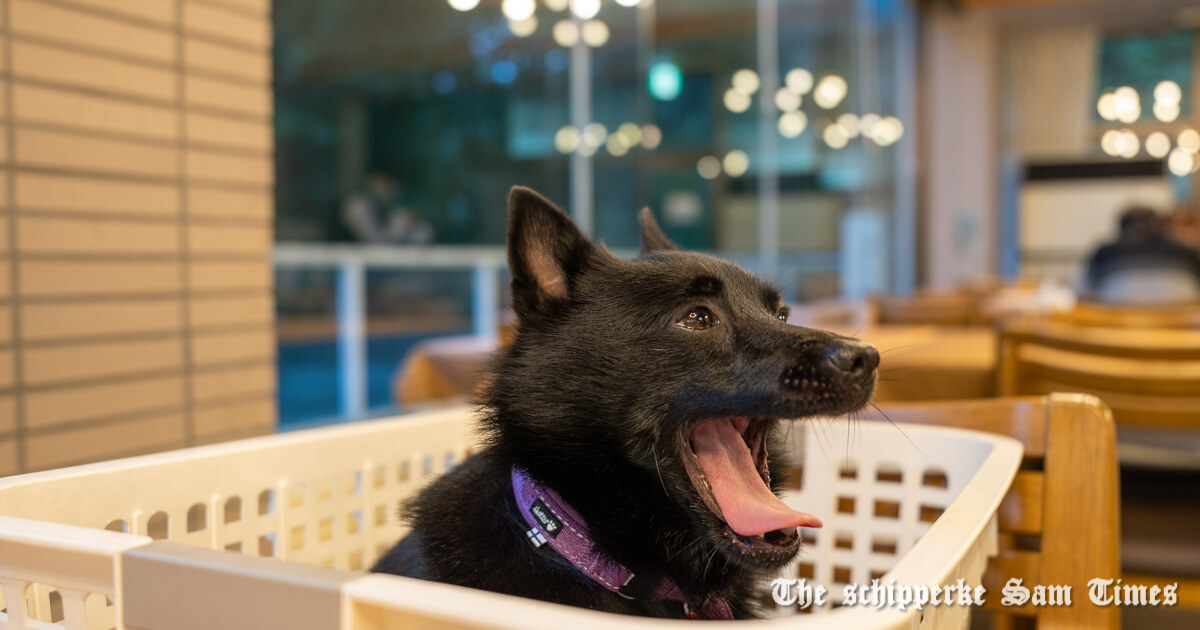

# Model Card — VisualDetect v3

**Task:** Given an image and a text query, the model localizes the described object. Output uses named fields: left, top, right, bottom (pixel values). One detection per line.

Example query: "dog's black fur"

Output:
left=373, top=187, right=878, bottom=619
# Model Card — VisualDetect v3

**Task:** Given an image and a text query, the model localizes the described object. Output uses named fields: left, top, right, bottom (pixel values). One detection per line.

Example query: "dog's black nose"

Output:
left=825, top=340, right=879, bottom=376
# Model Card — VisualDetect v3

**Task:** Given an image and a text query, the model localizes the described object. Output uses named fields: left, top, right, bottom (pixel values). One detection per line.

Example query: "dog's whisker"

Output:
left=869, top=402, right=928, bottom=462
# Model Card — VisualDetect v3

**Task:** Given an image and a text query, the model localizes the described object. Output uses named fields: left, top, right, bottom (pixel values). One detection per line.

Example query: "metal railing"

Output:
left=273, top=243, right=838, bottom=422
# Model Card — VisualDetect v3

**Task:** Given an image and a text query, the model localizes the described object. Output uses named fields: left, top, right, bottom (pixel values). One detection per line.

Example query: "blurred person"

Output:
left=1166, top=206, right=1200, bottom=250
left=1085, top=206, right=1200, bottom=304
left=342, top=172, right=435, bottom=245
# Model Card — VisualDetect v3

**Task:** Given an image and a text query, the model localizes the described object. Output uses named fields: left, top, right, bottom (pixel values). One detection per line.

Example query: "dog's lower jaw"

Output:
left=675, top=417, right=813, bottom=571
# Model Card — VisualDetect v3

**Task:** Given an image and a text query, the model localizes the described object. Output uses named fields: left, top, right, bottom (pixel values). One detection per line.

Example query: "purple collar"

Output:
left=511, top=466, right=734, bottom=620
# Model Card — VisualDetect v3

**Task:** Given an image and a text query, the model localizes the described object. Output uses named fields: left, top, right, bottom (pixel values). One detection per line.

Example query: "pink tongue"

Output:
left=691, top=418, right=823, bottom=537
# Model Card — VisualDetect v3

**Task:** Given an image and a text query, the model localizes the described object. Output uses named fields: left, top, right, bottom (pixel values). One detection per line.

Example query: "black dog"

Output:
left=373, top=187, right=878, bottom=619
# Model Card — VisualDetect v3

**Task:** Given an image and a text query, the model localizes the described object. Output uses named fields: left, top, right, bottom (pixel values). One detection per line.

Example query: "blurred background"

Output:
left=0, top=0, right=1196, bottom=626
left=268, top=0, right=1200, bottom=427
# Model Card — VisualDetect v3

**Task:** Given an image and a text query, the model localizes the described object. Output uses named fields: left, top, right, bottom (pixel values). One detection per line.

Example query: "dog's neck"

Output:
left=481, top=407, right=755, bottom=600
left=511, top=465, right=734, bottom=620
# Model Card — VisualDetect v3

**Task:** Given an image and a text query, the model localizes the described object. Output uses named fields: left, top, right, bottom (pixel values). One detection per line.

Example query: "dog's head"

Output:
left=487, top=187, right=877, bottom=577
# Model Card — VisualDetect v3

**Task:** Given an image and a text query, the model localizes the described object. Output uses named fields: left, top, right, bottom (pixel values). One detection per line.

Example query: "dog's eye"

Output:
left=776, top=306, right=790, bottom=323
left=777, top=312, right=788, bottom=323
left=677, top=307, right=717, bottom=331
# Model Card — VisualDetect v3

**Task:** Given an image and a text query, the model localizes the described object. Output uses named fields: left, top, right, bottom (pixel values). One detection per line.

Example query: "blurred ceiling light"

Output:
left=616, top=122, right=642, bottom=147
left=1112, top=86, right=1139, bottom=123
left=554, top=126, right=580, bottom=153
left=1154, top=80, right=1182, bottom=106
left=606, top=134, right=630, bottom=156
left=1100, top=129, right=1122, bottom=157
left=723, top=150, right=750, bottom=177
left=838, top=113, right=860, bottom=138
left=1146, top=131, right=1171, bottom=159
left=774, top=87, right=801, bottom=112
left=785, top=68, right=814, bottom=95
left=1117, top=130, right=1139, bottom=159
left=448, top=0, right=481, bottom=11
left=1116, top=104, right=1141, bottom=124
left=581, top=19, right=609, bottom=46
left=508, top=15, right=538, bottom=37
left=648, top=60, right=683, bottom=101
left=552, top=19, right=579, bottom=46
left=583, top=122, right=608, bottom=147
left=544, top=0, right=569, bottom=10
left=615, top=0, right=642, bottom=6
left=777, top=111, right=807, bottom=138
left=1154, top=102, right=1180, bottom=123
left=724, top=88, right=751, bottom=113
left=1096, top=93, right=1118, bottom=121
left=823, top=123, right=849, bottom=149
left=871, top=116, right=903, bottom=146
left=641, top=124, right=662, bottom=149
left=502, top=0, right=535, bottom=21
left=813, top=75, right=848, bottom=109
left=579, top=142, right=598, bottom=157
left=732, top=69, right=760, bottom=96
left=570, top=0, right=600, bottom=19
left=697, top=156, right=721, bottom=180
left=1168, top=147, right=1195, bottom=176
left=1179, top=128, right=1200, bottom=153
left=859, top=113, right=881, bottom=138
left=1180, top=127, right=1200, bottom=152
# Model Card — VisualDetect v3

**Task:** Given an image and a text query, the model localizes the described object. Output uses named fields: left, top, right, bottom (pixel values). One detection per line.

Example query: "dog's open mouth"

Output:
left=682, top=417, right=820, bottom=558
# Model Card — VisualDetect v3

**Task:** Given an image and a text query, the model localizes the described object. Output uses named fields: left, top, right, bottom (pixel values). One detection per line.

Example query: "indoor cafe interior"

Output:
left=0, top=0, right=1199, bottom=629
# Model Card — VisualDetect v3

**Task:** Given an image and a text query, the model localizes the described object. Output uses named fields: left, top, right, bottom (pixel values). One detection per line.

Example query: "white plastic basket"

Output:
left=0, top=405, right=1021, bottom=630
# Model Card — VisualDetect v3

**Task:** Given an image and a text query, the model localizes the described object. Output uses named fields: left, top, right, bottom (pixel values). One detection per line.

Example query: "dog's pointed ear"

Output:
left=507, top=187, right=592, bottom=309
left=638, top=207, right=677, bottom=255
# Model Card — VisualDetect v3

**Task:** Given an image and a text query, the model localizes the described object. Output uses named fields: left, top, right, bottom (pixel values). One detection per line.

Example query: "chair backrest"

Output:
left=1053, top=301, right=1200, bottom=329
left=871, top=291, right=983, bottom=326
left=865, top=395, right=1120, bottom=630
left=996, top=317, right=1200, bottom=432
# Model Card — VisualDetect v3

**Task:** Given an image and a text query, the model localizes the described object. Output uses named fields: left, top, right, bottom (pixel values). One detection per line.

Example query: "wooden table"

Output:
left=845, top=325, right=997, bottom=401
left=395, top=325, right=998, bottom=407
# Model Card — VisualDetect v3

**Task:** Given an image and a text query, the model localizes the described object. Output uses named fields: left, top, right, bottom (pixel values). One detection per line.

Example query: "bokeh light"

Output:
left=502, top=0, right=535, bottom=21
left=785, top=68, right=814, bottom=95
left=723, top=150, right=749, bottom=177
left=697, top=156, right=721, bottom=179
left=570, top=0, right=600, bottom=19
left=774, top=87, right=800, bottom=112
left=724, top=88, right=751, bottom=113
left=1145, top=132, right=1170, bottom=159
left=732, top=69, right=761, bottom=96
left=813, top=75, right=848, bottom=109
left=581, top=19, right=608, bottom=46
left=648, top=60, right=683, bottom=101
left=777, top=111, right=807, bottom=138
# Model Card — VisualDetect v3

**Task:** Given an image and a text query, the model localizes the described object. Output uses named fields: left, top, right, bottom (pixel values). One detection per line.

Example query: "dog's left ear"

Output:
left=638, top=208, right=678, bottom=255
left=507, top=187, right=592, bottom=309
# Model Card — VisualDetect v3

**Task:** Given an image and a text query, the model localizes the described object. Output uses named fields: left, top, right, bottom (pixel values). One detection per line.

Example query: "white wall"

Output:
left=920, top=8, right=1000, bottom=288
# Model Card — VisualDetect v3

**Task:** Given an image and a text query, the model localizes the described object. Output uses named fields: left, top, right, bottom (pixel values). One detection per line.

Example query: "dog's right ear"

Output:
left=507, top=187, right=592, bottom=310
left=638, top=207, right=678, bottom=255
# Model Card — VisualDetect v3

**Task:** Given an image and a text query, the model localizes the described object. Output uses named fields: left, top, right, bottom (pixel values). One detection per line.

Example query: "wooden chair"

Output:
left=995, top=317, right=1200, bottom=467
left=995, top=319, right=1200, bottom=617
left=871, top=290, right=984, bottom=326
left=865, top=394, right=1120, bottom=629
left=1052, top=301, right=1200, bottom=329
